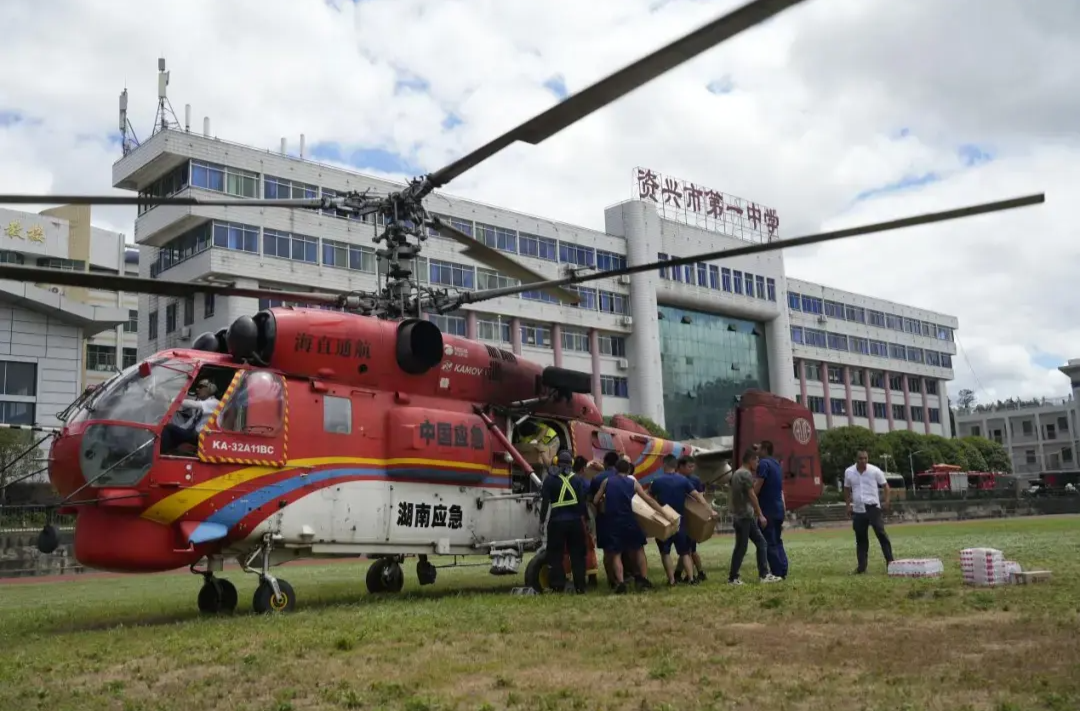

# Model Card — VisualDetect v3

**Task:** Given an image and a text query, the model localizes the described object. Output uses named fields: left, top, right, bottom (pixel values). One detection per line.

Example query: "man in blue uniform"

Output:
left=592, top=458, right=663, bottom=593
left=676, top=455, right=709, bottom=582
left=588, top=451, right=621, bottom=587
left=539, top=449, right=589, bottom=594
left=753, top=440, right=788, bottom=580
left=650, top=456, right=712, bottom=586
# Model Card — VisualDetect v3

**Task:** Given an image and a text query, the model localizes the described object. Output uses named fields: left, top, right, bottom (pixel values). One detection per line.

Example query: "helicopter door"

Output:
left=198, top=370, right=289, bottom=467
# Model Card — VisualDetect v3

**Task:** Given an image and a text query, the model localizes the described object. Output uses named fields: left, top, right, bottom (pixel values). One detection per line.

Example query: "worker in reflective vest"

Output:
left=539, top=449, right=589, bottom=594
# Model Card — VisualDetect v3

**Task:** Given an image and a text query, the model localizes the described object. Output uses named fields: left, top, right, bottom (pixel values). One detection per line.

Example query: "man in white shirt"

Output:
left=161, top=379, right=220, bottom=454
left=843, top=450, right=895, bottom=574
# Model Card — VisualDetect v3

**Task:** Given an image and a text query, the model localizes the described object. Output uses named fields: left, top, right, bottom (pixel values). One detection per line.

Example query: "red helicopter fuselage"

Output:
left=47, top=307, right=823, bottom=574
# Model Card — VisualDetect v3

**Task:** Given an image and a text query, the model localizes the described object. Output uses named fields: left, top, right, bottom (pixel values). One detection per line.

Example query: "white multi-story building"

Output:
left=786, top=279, right=957, bottom=437
left=112, top=126, right=958, bottom=441
left=0, top=205, right=129, bottom=479
left=952, top=358, right=1080, bottom=478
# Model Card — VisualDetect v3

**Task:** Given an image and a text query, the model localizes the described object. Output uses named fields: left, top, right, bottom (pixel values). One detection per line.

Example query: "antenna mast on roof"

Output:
left=118, top=88, right=141, bottom=157
left=151, top=57, right=181, bottom=137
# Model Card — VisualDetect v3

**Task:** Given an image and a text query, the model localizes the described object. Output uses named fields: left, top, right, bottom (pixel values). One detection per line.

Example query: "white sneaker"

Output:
left=727, top=578, right=744, bottom=585
left=760, top=574, right=783, bottom=583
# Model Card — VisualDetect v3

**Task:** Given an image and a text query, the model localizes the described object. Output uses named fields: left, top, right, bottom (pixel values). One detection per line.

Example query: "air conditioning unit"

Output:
left=617, top=358, right=629, bottom=370
left=817, top=315, right=827, bottom=324
left=618, top=275, right=631, bottom=285
left=621, top=316, right=633, bottom=326
left=179, top=326, right=192, bottom=340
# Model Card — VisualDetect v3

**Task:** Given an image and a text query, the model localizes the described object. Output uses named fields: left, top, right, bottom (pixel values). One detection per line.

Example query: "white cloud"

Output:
left=0, top=0, right=1073, bottom=403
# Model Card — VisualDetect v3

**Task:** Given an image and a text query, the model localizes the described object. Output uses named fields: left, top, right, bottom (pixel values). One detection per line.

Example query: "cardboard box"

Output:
left=632, top=495, right=680, bottom=540
left=515, top=440, right=558, bottom=467
left=683, top=496, right=717, bottom=543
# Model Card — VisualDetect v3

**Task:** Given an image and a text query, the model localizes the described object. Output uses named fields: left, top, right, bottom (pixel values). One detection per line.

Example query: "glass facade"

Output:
left=657, top=305, right=771, bottom=440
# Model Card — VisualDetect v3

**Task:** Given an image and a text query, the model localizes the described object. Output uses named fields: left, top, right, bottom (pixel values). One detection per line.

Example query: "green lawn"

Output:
left=2, top=516, right=1079, bottom=711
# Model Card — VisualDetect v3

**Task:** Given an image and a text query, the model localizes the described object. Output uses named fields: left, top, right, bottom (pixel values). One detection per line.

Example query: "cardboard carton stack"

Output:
left=960, top=547, right=1008, bottom=586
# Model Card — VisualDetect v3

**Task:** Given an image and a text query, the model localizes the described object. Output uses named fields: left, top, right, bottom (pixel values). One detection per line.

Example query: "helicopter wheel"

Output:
left=523, top=553, right=550, bottom=593
left=365, top=558, right=405, bottom=594
left=197, top=578, right=239, bottom=614
left=252, top=578, right=296, bottom=614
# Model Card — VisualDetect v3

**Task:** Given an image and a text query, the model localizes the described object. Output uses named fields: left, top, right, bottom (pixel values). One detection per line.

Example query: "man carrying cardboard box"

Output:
left=593, top=458, right=664, bottom=594
left=649, top=455, right=713, bottom=586
left=729, top=448, right=783, bottom=585
left=588, top=451, right=622, bottom=587
left=677, top=455, right=709, bottom=583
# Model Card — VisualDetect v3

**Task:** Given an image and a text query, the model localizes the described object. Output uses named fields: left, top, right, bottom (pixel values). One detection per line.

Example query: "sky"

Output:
left=0, top=0, right=1075, bottom=406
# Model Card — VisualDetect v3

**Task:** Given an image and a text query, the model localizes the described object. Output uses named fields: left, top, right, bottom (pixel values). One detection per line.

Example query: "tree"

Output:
left=0, top=429, right=42, bottom=504
left=817, top=425, right=892, bottom=486
left=956, top=388, right=977, bottom=411
left=603, top=413, right=672, bottom=440
left=959, top=435, right=1011, bottom=473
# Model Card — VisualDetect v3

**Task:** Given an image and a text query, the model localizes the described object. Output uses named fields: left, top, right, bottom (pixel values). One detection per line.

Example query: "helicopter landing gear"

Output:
left=240, top=535, right=296, bottom=614
left=365, top=556, right=405, bottom=594
left=190, top=560, right=239, bottom=614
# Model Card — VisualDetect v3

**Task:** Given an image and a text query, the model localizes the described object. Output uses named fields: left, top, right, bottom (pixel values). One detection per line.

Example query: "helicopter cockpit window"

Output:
left=160, top=365, right=237, bottom=456
left=323, top=395, right=351, bottom=435
left=76, top=357, right=195, bottom=427
left=217, top=371, right=286, bottom=436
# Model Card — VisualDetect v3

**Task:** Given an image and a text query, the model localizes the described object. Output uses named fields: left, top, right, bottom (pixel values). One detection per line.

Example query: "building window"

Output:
left=827, top=366, right=843, bottom=385
left=562, top=329, right=590, bottom=353
left=872, top=402, right=887, bottom=419
left=850, top=370, right=865, bottom=387
left=830, top=398, right=847, bottom=416
left=123, top=310, right=138, bottom=333
left=476, top=223, right=517, bottom=253
left=569, top=286, right=598, bottom=311
left=0, top=360, right=36, bottom=397
left=476, top=267, right=519, bottom=292
left=868, top=310, right=886, bottom=327
left=600, top=375, right=629, bottom=399
left=86, top=344, right=116, bottom=372
left=190, top=160, right=258, bottom=198
left=790, top=326, right=803, bottom=344
left=907, top=377, right=921, bottom=393
left=165, top=303, right=178, bottom=334
left=925, top=380, right=937, bottom=395
left=429, top=259, right=475, bottom=290
left=853, top=400, right=868, bottom=418
left=519, top=233, right=557, bottom=261
left=0, top=400, right=34, bottom=425
left=263, top=175, right=317, bottom=201
left=766, top=278, right=776, bottom=302
left=709, top=265, right=720, bottom=290
left=722, top=268, right=732, bottom=292
left=596, top=250, right=626, bottom=272
left=205, top=293, right=215, bottom=319
left=911, top=406, right=924, bottom=421
left=870, top=371, right=885, bottom=389
left=804, top=363, right=821, bottom=381
left=148, top=310, right=158, bottom=340
left=787, top=291, right=800, bottom=310
left=522, top=289, right=559, bottom=304
left=559, top=243, right=595, bottom=268
left=323, top=240, right=376, bottom=273
left=598, top=291, right=628, bottom=315
left=889, top=375, right=903, bottom=391
left=826, top=333, right=848, bottom=351
left=807, top=396, right=825, bottom=414
left=520, top=323, right=551, bottom=348
left=183, top=295, right=195, bottom=327
left=477, top=317, right=511, bottom=343
left=803, top=329, right=827, bottom=349
left=264, top=229, right=318, bottom=264
left=212, top=221, right=259, bottom=254
left=121, top=347, right=137, bottom=370
left=892, top=404, right=906, bottom=420
left=598, top=335, right=626, bottom=358
left=928, top=408, right=940, bottom=424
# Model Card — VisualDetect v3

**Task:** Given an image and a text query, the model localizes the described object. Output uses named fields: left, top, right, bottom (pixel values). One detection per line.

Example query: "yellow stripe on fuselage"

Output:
left=637, top=437, right=665, bottom=474
left=141, top=456, right=505, bottom=526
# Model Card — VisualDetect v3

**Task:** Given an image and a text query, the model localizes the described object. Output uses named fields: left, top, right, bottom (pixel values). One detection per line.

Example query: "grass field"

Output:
left=2, top=517, right=1079, bottom=711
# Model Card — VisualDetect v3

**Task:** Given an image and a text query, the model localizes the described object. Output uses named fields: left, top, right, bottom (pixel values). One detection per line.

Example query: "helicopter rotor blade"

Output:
left=454, top=193, right=1046, bottom=306
left=0, top=264, right=356, bottom=306
left=0, top=194, right=331, bottom=209
left=426, top=218, right=581, bottom=305
left=422, top=0, right=810, bottom=192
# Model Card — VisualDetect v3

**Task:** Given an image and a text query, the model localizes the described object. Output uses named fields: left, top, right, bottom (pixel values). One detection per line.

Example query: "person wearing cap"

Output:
left=593, top=458, right=662, bottom=593
left=588, top=450, right=622, bottom=587
left=160, top=378, right=220, bottom=454
left=649, top=454, right=712, bottom=586
left=539, top=449, right=589, bottom=593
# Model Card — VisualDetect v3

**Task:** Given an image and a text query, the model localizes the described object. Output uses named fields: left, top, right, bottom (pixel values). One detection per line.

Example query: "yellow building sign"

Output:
left=4, top=221, right=45, bottom=243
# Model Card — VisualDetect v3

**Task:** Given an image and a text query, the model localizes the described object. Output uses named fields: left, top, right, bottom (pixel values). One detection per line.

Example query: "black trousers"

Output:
left=547, top=518, right=587, bottom=592
left=730, top=517, right=769, bottom=581
left=853, top=505, right=894, bottom=572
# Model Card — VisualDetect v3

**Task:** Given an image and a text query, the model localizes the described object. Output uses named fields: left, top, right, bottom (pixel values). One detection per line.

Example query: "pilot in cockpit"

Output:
left=160, top=378, right=220, bottom=455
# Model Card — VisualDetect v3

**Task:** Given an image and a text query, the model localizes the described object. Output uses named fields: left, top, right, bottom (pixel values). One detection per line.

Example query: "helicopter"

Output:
left=0, top=0, right=1045, bottom=613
